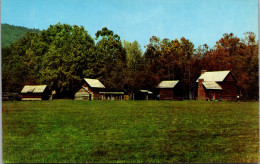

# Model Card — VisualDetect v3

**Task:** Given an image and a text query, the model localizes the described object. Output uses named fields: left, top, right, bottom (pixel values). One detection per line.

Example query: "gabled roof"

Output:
left=84, top=78, right=105, bottom=88
left=21, top=85, right=47, bottom=93
left=202, top=81, right=222, bottom=90
left=140, top=90, right=153, bottom=94
left=157, top=80, right=179, bottom=88
left=196, top=71, right=230, bottom=82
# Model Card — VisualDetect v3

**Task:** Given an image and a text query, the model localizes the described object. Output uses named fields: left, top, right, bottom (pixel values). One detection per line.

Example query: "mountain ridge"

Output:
left=1, top=23, right=41, bottom=48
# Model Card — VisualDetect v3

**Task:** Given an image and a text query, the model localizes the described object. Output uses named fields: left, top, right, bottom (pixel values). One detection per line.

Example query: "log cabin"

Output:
left=156, top=80, right=182, bottom=100
left=196, top=70, right=238, bottom=101
left=75, top=78, right=105, bottom=100
left=20, top=85, right=48, bottom=100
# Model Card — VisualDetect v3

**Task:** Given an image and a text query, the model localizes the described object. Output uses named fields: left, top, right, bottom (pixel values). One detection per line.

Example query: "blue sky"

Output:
left=1, top=0, right=258, bottom=51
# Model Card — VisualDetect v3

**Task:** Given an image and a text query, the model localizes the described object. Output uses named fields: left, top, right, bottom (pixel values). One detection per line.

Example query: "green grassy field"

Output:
left=2, top=100, right=259, bottom=163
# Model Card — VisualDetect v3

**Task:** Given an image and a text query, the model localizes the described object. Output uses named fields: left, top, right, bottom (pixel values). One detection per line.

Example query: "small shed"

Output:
left=135, top=90, right=153, bottom=100
left=77, top=78, right=105, bottom=100
left=196, top=70, right=238, bottom=101
left=157, top=80, right=182, bottom=100
left=20, top=85, right=48, bottom=100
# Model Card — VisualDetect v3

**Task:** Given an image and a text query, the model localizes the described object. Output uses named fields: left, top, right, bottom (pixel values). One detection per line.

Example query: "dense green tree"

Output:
left=123, top=40, right=143, bottom=70
left=2, top=23, right=96, bottom=97
left=95, top=27, right=127, bottom=90
left=143, top=36, right=162, bottom=75
left=123, top=40, right=145, bottom=96
left=2, top=32, right=39, bottom=92
left=39, top=23, right=95, bottom=96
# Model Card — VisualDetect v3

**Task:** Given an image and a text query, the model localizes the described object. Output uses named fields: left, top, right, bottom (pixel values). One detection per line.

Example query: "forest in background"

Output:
left=2, top=23, right=259, bottom=100
left=1, top=24, right=41, bottom=48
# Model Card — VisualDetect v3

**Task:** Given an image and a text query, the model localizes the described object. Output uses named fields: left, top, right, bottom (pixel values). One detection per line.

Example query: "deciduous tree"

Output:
left=95, top=27, right=127, bottom=90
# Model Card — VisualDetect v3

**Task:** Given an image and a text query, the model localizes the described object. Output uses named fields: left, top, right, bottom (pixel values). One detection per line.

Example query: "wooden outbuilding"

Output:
left=135, top=90, right=153, bottom=100
left=100, top=91, right=125, bottom=100
left=157, top=80, right=182, bottom=100
left=75, top=78, right=105, bottom=100
left=20, top=85, right=48, bottom=100
left=196, top=70, right=238, bottom=101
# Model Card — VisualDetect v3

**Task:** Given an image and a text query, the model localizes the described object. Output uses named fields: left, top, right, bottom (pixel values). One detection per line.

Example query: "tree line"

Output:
left=2, top=23, right=258, bottom=100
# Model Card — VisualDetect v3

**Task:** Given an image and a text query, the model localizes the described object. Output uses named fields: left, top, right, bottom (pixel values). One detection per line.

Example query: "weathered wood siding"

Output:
left=159, top=83, right=183, bottom=100
left=159, top=88, right=174, bottom=100
left=74, top=88, right=91, bottom=100
left=82, top=83, right=103, bottom=100
left=218, top=74, right=237, bottom=100
left=21, top=92, right=48, bottom=100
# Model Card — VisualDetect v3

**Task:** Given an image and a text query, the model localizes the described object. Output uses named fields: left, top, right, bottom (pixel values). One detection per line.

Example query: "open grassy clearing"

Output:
left=2, top=100, right=259, bottom=163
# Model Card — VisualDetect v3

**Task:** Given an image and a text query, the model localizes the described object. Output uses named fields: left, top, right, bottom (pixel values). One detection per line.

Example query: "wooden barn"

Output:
left=74, top=78, right=105, bottom=100
left=20, top=85, right=48, bottom=100
left=157, top=80, right=182, bottom=100
left=196, top=70, right=238, bottom=101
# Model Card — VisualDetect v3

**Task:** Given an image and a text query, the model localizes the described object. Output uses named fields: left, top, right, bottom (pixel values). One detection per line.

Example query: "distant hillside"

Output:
left=1, top=23, right=41, bottom=48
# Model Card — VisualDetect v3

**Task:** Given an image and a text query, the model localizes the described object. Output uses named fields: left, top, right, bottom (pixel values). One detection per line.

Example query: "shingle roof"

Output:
left=157, top=80, right=179, bottom=88
left=140, top=90, right=153, bottom=94
left=202, top=81, right=222, bottom=90
left=196, top=71, right=230, bottom=82
left=84, top=78, right=105, bottom=88
left=21, top=85, right=47, bottom=93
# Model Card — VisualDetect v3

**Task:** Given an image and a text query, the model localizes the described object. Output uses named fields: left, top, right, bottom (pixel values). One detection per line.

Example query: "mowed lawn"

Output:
left=2, top=100, right=259, bottom=163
